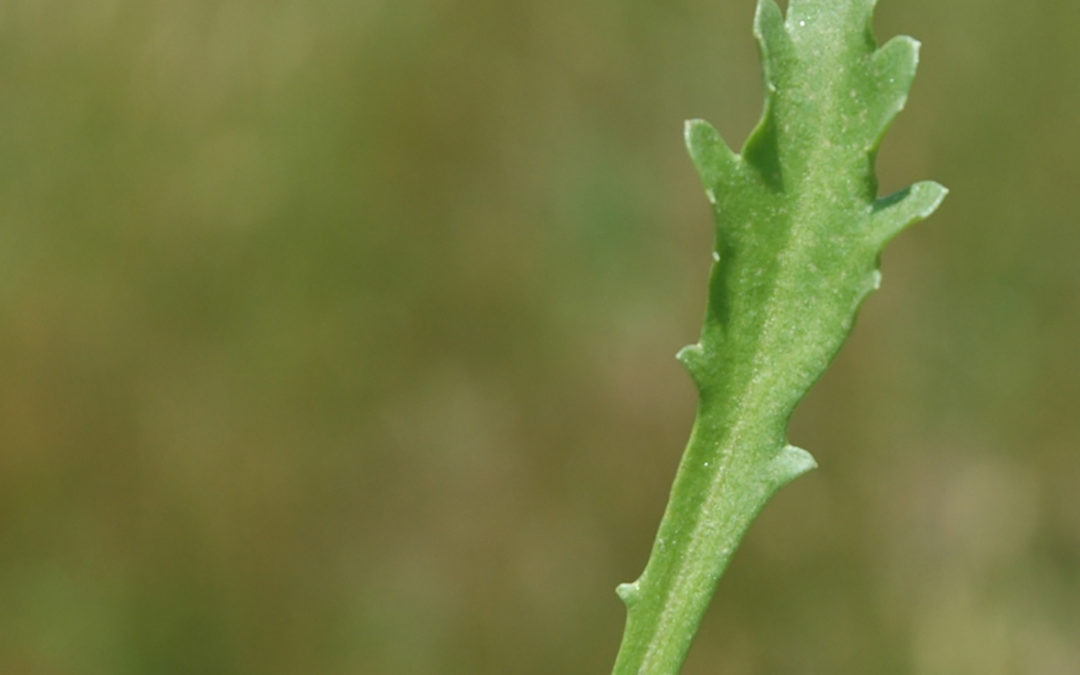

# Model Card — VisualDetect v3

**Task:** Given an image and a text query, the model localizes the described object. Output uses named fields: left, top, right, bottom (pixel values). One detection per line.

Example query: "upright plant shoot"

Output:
left=612, top=1, right=946, bottom=672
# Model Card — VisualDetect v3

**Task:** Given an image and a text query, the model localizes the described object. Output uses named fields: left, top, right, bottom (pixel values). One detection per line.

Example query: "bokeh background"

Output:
left=1, top=0, right=1077, bottom=673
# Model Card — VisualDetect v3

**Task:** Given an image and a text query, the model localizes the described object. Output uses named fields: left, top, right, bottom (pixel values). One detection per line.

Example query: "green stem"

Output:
left=612, top=375, right=815, bottom=674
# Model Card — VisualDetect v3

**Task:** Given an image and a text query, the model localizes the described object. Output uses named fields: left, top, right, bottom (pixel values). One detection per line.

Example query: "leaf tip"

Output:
left=753, top=0, right=790, bottom=87
left=616, top=581, right=642, bottom=607
left=769, top=444, right=817, bottom=488
left=683, top=118, right=714, bottom=150
left=753, top=0, right=786, bottom=40
left=874, top=34, right=922, bottom=76
left=884, top=179, right=949, bottom=214
left=870, top=180, right=948, bottom=245
left=676, top=343, right=709, bottom=387
left=915, top=180, right=949, bottom=215
left=685, top=119, right=739, bottom=195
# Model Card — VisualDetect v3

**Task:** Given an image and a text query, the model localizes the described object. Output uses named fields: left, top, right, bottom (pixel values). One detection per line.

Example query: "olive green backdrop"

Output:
left=1, top=1, right=1077, bottom=673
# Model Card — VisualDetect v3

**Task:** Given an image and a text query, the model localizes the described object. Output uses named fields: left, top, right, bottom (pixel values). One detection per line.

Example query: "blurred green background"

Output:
left=1, top=0, right=1077, bottom=673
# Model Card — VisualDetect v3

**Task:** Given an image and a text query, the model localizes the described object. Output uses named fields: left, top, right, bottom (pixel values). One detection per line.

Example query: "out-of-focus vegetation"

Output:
left=0, top=1, right=1077, bottom=673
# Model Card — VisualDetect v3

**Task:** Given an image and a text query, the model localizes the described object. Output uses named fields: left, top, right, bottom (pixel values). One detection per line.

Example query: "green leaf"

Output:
left=612, top=1, right=946, bottom=673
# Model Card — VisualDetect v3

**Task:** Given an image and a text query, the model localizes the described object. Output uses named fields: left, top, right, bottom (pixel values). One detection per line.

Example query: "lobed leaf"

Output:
left=612, top=1, right=946, bottom=673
